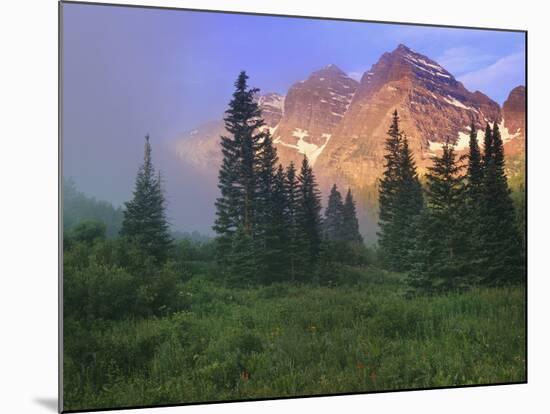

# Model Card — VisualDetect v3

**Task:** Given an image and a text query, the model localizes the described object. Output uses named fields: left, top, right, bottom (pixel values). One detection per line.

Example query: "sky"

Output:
left=62, top=2, right=525, bottom=233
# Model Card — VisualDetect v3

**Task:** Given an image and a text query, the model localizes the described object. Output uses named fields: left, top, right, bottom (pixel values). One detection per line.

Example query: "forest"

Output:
left=63, top=72, right=526, bottom=411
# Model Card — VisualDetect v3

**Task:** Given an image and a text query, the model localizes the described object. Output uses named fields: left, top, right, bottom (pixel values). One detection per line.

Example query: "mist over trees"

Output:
left=120, top=135, right=173, bottom=264
left=63, top=178, right=123, bottom=238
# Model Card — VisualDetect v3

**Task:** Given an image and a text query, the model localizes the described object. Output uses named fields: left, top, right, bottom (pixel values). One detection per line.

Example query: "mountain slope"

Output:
left=170, top=45, right=525, bottom=240
left=272, top=64, right=358, bottom=167
left=316, top=44, right=502, bottom=186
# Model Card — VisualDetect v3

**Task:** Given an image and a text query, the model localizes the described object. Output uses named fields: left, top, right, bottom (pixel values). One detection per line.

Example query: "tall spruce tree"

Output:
left=298, top=156, right=323, bottom=273
left=120, top=135, right=173, bottom=263
left=467, top=122, right=483, bottom=194
left=254, top=134, right=285, bottom=283
left=378, top=110, right=403, bottom=269
left=324, top=184, right=345, bottom=241
left=482, top=123, right=494, bottom=169
left=394, top=135, right=424, bottom=270
left=342, top=188, right=363, bottom=243
left=378, top=111, right=423, bottom=271
left=463, top=122, right=485, bottom=281
left=213, top=71, right=265, bottom=276
left=408, top=141, right=469, bottom=291
left=285, top=162, right=305, bottom=282
left=479, top=123, right=523, bottom=285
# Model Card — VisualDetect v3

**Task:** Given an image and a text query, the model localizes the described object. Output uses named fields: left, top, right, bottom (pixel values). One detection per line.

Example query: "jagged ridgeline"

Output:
left=173, top=44, right=525, bottom=242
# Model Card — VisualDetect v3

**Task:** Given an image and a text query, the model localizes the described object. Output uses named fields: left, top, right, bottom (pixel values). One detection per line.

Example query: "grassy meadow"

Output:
left=63, top=264, right=525, bottom=411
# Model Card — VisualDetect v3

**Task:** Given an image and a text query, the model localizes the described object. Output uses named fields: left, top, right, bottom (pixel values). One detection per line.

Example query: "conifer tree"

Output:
left=120, top=135, right=173, bottom=263
left=479, top=123, right=523, bottom=285
left=267, top=164, right=292, bottom=281
left=298, top=156, right=323, bottom=272
left=342, top=188, right=363, bottom=243
left=254, top=135, right=286, bottom=282
left=408, top=141, right=468, bottom=291
left=324, top=184, right=345, bottom=241
left=213, top=71, right=265, bottom=275
left=378, top=110, right=403, bottom=269
left=467, top=122, right=483, bottom=194
left=378, top=112, right=423, bottom=271
left=482, top=123, right=494, bottom=169
left=393, top=135, right=424, bottom=270
left=463, top=123, right=485, bottom=281
left=214, top=71, right=265, bottom=240
left=226, top=226, right=256, bottom=286
left=285, top=162, right=305, bottom=282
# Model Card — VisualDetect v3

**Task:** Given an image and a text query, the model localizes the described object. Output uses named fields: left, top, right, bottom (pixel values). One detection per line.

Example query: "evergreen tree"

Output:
left=214, top=71, right=265, bottom=239
left=394, top=135, right=424, bottom=270
left=482, top=123, right=494, bottom=169
left=213, top=71, right=265, bottom=276
left=285, top=162, right=306, bottom=282
left=120, top=135, right=173, bottom=263
left=479, top=123, right=524, bottom=285
left=324, top=184, right=345, bottom=241
left=378, top=111, right=423, bottom=271
left=466, top=122, right=483, bottom=194
left=342, top=188, right=363, bottom=243
left=254, top=133, right=286, bottom=282
left=378, top=110, right=403, bottom=269
left=298, top=156, right=323, bottom=273
left=226, top=226, right=256, bottom=287
left=408, top=141, right=469, bottom=291
left=463, top=123, right=485, bottom=281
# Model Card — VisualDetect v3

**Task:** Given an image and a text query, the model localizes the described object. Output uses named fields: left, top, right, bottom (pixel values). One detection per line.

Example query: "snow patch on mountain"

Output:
left=443, top=95, right=477, bottom=112
left=274, top=129, right=332, bottom=166
left=429, top=120, right=521, bottom=154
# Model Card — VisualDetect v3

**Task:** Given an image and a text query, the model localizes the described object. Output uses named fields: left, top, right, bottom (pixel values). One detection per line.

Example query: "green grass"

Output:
left=63, top=270, right=526, bottom=411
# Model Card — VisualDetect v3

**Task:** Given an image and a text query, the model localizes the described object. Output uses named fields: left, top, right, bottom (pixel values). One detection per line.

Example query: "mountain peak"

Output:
left=395, top=43, right=412, bottom=53
left=314, top=63, right=347, bottom=77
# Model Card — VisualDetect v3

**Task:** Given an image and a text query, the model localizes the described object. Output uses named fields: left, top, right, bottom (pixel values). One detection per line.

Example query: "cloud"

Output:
left=457, top=52, right=525, bottom=102
left=347, top=71, right=364, bottom=81
left=436, top=46, right=497, bottom=76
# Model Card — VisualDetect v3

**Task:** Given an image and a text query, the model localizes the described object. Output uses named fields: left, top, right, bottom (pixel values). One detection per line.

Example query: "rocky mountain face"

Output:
left=170, top=44, right=525, bottom=239
left=271, top=64, right=358, bottom=167
left=172, top=93, right=285, bottom=174
left=316, top=44, right=503, bottom=186
left=502, top=86, right=526, bottom=156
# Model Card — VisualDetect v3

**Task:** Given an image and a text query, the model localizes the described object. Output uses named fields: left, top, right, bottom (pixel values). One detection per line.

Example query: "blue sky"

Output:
left=62, top=2, right=525, bottom=231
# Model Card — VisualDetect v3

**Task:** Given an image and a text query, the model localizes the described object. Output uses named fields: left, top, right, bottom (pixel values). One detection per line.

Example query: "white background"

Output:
left=0, top=0, right=548, bottom=413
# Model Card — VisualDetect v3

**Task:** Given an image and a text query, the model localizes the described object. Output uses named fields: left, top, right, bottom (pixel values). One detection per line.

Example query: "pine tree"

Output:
left=213, top=71, right=265, bottom=276
left=482, top=123, right=494, bottom=169
left=408, top=141, right=469, bottom=291
left=342, top=188, right=363, bottom=243
left=285, top=162, right=305, bottom=282
left=378, top=111, right=423, bottom=271
left=479, top=123, right=523, bottom=285
left=214, top=71, right=265, bottom=239
left=226, top=226, right=256, bottom=287
left=297, top=156, right=323, bottom=274
left=394, top=135, right=424, bottom=270
left=254, top=134, right=285, bottom=283
left=378, top=110, right=403, bottom=269
left=268, top=164, right=292, bottom=281
left=324, top=184, right=345, bottom=241
left=463, top=122, right=485, bottom=282
left=467, top=122, right=483, bottom=193
left=120, top=135, right=173, bottom=263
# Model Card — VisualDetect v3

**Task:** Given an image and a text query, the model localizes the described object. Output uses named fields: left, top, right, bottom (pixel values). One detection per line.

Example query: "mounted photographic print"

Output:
left=60, top=1, right=527, bottom=412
